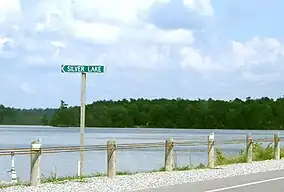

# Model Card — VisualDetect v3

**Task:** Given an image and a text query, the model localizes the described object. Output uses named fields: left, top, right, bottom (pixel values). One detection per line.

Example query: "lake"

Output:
left=0, top=126, right=282, bottom=182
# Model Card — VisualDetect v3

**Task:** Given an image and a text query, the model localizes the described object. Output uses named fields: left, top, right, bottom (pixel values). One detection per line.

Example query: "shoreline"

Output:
left=0, top=125, right=284, bottom=131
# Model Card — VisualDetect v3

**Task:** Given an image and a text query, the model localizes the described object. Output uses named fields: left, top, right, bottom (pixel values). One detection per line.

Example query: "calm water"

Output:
left=0, top=126, right=282, bottom=182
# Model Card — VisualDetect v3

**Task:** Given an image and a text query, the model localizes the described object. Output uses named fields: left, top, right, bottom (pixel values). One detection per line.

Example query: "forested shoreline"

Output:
left=0, top=104, right=55, bottom=125
left=1, top=97, right=284, bottom=129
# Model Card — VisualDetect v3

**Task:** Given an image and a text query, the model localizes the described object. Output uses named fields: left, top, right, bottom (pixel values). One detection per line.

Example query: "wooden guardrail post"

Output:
left=208, top=133, right=215, bottom=168
left=164, top=138, right=174, bottom=171
left=30, top=139, right=42, bottom=186
left=107, top=140, right=116, bottom=178
left=246, top=134, right=253, bottom=163
left=274, top=132, right=280, bottom=160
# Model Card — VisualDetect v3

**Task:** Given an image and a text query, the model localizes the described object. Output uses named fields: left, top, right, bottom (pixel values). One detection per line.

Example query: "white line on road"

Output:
left=205, top=176, right=284, bottom=192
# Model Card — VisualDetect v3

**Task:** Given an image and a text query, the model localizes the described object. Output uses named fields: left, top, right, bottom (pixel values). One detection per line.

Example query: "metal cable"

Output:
left=0, top=137, right=280, bottom=156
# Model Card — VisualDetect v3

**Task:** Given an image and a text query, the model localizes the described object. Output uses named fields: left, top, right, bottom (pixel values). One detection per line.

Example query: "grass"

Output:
left=0, top=178, right=29, bottom=189
left=215, top=142, right=284, bottom=165
left=0, top=171, right=139, bottom=189
left=0, top=164, right=208, bottom=189
left=151, top=163, right=207, bottom=172
left=0, top=142, right=282, bottom=189
left=41, top=171, right=135, bottom=183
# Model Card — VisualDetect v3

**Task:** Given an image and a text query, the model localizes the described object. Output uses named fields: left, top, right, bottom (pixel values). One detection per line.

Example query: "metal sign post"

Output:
left=61, top=64, right=105, bottom=176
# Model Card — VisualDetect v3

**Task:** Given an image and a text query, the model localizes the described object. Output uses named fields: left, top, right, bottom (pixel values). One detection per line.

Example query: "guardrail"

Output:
left=0, top=132, right=281, bottom=187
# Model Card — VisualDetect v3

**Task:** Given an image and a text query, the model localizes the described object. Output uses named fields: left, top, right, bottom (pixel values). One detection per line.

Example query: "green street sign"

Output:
left=61, top=65, right=105, bottom=73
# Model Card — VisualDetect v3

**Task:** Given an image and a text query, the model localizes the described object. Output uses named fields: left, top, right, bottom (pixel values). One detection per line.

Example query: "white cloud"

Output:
left=20, top=82, right=35, bottom=94
left=74, top=21, right=122, bottom=44
left=125, top=44, right=171, bottom=69
left=73, top=0, right=170, bottom=23
left=231, top=37, right=284, bottom=68
left=0, top=36, right=16, bottom=59
left=50, top=41, right=66, bottom=58
left=0, top=0, right=284, bottom=108
left=232, top=41, right=257, bottom=67
left=0, top=0, right=21, bottom=23
left=180, top=47, right=219, bottom=73
left=179, top=36, right=284, bottom=78
left=183, top=0, right=214, bottom=16
left=155, top=28, right=194, bottom=44
left=0, top=36, right=14, bottom=50
left=50, top=41, right=65, bottom=48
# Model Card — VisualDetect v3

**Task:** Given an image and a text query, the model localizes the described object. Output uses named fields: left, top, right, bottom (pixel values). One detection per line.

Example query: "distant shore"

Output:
left=0, top=125, right=284, bottom=131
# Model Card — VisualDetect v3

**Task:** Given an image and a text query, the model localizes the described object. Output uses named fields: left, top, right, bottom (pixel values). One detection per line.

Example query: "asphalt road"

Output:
left=137, top=169, right=284, bottom=192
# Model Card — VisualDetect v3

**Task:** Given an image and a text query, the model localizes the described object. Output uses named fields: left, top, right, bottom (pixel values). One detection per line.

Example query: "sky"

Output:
left=0, top=0, right=284, bottom=109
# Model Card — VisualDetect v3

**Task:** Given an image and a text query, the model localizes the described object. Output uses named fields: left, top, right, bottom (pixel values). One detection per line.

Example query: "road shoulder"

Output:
left=136, top=169, right=284, bottom=192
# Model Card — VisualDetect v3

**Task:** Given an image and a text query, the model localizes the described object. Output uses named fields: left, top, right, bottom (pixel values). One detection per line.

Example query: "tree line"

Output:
left=0, top=104, right=55, bottom=125
left=1, top=97, right=284, bottom=129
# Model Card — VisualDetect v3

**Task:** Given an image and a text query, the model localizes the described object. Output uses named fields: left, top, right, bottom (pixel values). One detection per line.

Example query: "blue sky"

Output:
left=0, top=0, right=284, bottom=108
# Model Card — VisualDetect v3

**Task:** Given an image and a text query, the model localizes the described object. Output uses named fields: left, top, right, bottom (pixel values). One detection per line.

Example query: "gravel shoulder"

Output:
left=2, top=159, right=284, bottom=192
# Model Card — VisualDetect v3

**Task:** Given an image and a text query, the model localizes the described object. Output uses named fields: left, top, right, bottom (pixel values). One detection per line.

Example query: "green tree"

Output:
left=3, top=97, right=284, bottom=129
left=41, top=114, right=49, bottom=125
